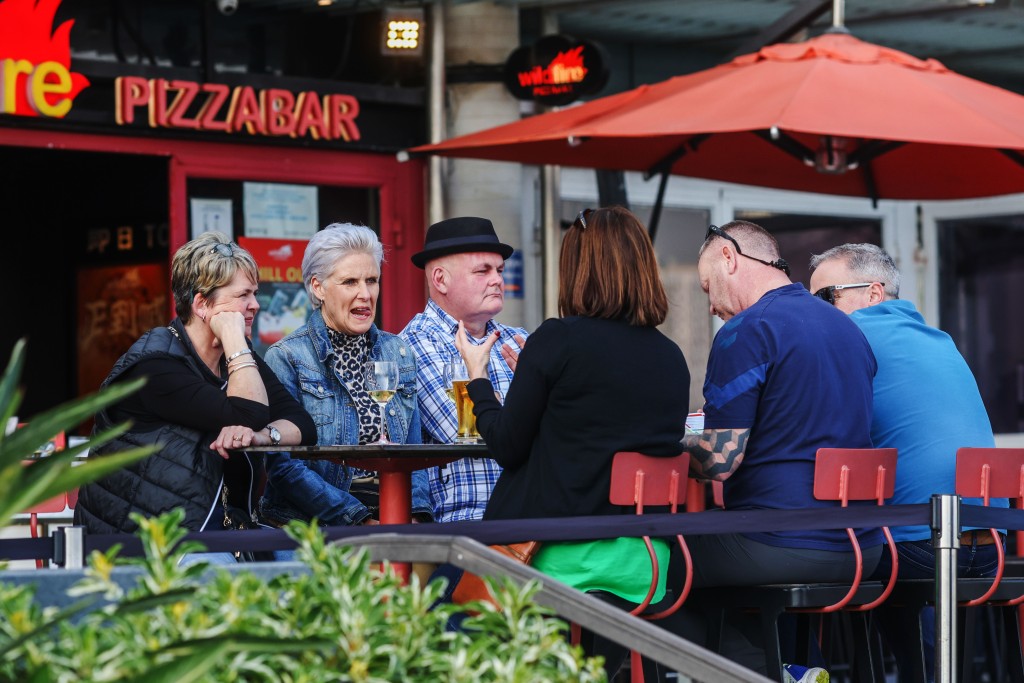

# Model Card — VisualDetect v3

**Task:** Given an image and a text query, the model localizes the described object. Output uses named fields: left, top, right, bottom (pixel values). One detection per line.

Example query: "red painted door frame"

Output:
left=0, top=127, right=427, bottom=332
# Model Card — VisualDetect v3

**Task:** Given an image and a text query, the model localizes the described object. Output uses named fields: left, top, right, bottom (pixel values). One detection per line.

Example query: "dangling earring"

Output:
left=199, top=312, right=206, bottom=322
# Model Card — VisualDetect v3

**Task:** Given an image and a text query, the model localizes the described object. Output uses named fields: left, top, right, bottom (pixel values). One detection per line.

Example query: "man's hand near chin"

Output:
left=500, top=334, right=527, bottom=372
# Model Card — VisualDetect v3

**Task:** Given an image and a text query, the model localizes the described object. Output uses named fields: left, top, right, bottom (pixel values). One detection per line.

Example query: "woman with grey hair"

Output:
left=260, top=223, right=431, bottom=542
left=75, top=231, right=317, bottom=563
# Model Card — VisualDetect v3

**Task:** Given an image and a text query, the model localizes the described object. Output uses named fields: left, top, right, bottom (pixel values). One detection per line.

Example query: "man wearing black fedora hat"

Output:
left=400, top=216, right=528, bottom=524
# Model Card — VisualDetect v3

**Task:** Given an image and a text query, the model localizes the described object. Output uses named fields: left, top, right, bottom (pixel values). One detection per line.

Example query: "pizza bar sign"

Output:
left=115, top=77, right=362, bottom=142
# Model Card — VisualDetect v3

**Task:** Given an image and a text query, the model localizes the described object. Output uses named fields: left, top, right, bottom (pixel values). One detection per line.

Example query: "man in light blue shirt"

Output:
left=400, top=217, right=527, bottom=523
left=810, top=243, right=1006, bottom=683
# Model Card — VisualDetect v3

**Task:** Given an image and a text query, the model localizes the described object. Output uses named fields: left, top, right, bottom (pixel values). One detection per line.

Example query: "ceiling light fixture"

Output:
left=382, top=7, right=424, bottom=57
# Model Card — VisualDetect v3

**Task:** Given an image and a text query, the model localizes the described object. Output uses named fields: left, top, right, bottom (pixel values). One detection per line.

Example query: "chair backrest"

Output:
left=814, top=448, right=897, bottom=506
left=608, top=451, right=693, bottom=624
left=954, top=448, right=1024, bottom=606
left=610, top=451, right=690, bottom=512
left=810, top=448, right=898, bottom=613
left=21, top=429, right=71, bottom=516
left=955, top=447, right=1024, bottom=504
left=711, top=480, right=724, bottom=508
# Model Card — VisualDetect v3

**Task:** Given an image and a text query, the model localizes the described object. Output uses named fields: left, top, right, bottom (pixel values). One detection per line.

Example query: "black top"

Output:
left=470, top=316, right=690, bottom=521
left=75, top=321, right=314, bottom=535
left=114, top=350, right=316, bottom=442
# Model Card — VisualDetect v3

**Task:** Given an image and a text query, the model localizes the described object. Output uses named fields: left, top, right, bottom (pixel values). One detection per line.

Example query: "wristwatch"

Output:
left=266, top=425, right=281, bottom=446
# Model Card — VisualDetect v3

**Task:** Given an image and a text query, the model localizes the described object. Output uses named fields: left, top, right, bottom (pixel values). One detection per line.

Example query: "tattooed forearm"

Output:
left=683, top=428, right=750, bottom=480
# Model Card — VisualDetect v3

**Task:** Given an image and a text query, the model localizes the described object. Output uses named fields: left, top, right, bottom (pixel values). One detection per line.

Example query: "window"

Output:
left=939, top=215, right=1024, bottom=434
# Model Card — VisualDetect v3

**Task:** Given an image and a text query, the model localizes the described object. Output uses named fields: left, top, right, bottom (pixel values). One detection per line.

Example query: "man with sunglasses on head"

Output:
left=810, top=243, right=1004, bottom=683
left=680, top=220, right=879, bottom=681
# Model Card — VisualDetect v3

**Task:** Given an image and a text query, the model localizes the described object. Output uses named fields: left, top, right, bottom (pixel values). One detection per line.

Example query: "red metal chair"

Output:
left=692, top=447, right=898, bottom=683
left=955, top=448, right=1024, bottom=682
left=571, top=451, right=693, bottom=683
left=608, top=451, right=694, bottom=621
left=954, top=447, right=1024, bottom=606
left=808, top=447, right=900, bottom=613
left=19, top=430, right=72, bottom=568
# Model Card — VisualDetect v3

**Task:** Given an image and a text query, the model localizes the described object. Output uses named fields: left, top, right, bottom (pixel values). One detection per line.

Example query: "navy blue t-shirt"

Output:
left=703, top=283, right=880, bottom=551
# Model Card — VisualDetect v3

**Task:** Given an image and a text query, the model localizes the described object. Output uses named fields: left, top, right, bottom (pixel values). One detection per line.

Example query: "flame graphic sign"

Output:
left=0, top=0, right=89, bottom=117
left=504, top=34, right=608, bottom=106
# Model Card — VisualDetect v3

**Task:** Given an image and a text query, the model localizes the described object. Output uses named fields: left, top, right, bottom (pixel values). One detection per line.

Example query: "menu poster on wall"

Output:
left=239, top=237, right=312, bottom=357
left=243, top=182, right=318, bottom=239
left=190, top=198, right=234, bottom=238
left=76, top=264, right=169, bottom=414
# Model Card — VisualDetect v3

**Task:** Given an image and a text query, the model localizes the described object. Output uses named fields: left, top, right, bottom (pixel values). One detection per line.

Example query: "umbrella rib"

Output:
left=860, top=161, right=880, bottom=209
left=1000, top=149, right=1024, bottom=170
left=847, top=140, right=906, bottom=167
left=752, top=129, right=815, bottom=164
left=643, top=134, right=712, bottom=179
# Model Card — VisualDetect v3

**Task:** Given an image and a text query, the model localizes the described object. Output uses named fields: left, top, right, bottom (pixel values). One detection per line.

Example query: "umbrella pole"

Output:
left=648, top=170, right=670, bottom=242
left=832, top=0, right=846, bottom=32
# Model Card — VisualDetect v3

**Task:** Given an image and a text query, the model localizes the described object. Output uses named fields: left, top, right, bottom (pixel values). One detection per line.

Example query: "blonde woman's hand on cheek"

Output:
left=209, top=310, right=247, bottom=348
left=455, top=321, right=499, bottom=381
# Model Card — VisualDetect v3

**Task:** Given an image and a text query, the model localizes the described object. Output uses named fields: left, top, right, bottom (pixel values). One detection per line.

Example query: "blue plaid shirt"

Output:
left=399, top=299, right=527, bottom=522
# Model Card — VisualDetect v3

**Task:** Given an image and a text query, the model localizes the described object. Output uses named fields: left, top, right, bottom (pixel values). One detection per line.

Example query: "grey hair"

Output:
left=302, top=223, right=384, bottom=310
left=809, top=243, right=901, bottom=298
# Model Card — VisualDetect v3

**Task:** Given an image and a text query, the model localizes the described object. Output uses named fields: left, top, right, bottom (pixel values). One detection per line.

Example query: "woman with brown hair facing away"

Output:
left=455, top=206, right=690, bottom=678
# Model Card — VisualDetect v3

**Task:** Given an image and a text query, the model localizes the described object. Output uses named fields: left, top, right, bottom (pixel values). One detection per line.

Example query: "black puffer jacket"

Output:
left=75, top=325, right=260, bottom=535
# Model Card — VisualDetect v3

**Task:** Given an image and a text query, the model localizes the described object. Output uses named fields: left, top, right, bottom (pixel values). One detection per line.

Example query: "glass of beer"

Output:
left=446, top=357, right=480, bottom=444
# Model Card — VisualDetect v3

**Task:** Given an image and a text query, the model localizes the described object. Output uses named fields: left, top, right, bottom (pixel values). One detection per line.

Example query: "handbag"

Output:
left=220, top=486, right=274, bottom=562
left=450, top=541, right=542, bottom=607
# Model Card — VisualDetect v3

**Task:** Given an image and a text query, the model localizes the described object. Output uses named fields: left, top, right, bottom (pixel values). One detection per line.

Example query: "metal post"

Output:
left=427, top=0, right=447, bottom=226
left=932, top=494, right=959, bottom=683
left=53, top=525, right=86, bottom=569
left=832, top=0, right=844, bottom=30
left=540, top=164, right=560, bottom=319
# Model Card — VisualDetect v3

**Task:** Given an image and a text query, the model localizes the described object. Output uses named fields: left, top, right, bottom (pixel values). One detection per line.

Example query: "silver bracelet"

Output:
left=228, top=361, right=258, bottom=376
left=226, top=348, right=253, bottom=364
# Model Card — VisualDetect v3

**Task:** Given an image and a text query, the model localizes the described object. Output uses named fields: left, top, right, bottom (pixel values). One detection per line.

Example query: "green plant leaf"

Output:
left=0, top=338, right=26, bottom=427
left=112, top=587, right=199, bottom=616
left=0, top=596, right=99, bottom=662
left=139, top=636, right=335, bottom=683
left=0, top=337, right=157, bottom=529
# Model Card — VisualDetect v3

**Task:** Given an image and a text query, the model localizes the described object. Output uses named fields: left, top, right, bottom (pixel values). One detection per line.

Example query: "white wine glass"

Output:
left=364, top=360, right=399, bottom=445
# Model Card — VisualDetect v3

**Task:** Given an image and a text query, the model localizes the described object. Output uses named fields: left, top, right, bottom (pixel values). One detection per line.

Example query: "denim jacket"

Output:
left=260, top=309, right=431, bottom=526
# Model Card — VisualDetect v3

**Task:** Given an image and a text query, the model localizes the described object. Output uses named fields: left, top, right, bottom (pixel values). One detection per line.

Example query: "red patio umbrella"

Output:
left=410, top=31, right=1024, bottom=203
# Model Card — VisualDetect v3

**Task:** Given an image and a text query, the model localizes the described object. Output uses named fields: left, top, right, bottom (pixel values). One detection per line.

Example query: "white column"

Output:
left=444, top=2, right=527, bottom=329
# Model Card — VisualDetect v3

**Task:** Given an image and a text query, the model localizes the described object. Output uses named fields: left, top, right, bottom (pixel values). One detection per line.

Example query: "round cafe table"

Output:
left=245, top=443, right=489, bottom=581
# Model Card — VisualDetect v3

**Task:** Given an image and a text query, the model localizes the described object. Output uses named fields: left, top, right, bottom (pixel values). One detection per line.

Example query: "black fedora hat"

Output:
left=411, top=216, right=515, bottom=268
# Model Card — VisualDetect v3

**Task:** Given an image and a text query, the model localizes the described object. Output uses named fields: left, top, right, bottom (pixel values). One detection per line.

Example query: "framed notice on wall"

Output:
left=76, top=264, right=169, bottom=400
left=239, top=237, right=312, bottom=358
left=243, top=182, right=318, bottom=239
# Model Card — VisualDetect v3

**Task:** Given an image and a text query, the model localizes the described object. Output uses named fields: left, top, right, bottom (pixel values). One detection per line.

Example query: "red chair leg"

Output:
left=630, top=649, right=644, bottom=683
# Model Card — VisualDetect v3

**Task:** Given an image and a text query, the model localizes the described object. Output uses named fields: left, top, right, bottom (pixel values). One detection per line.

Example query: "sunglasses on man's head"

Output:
left=704, top=225, right=791, bottom=276
left=813, top=282, right=883, bottom=306
left=210, top=243, right=234, bottom=257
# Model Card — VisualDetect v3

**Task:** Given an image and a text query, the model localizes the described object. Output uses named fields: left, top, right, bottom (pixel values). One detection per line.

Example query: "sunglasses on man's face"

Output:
left=813, top=282, right=883, bottom=305
left=704, top=225, right=791, bottom=276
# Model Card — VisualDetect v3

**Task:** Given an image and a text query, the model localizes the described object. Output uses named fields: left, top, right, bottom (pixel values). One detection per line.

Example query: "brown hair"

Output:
left=558, top=206, right=668, bottom=327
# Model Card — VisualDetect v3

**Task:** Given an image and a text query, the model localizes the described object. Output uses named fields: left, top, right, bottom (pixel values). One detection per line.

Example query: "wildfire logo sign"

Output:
left=517, top=46, right=588, bottom=96
left=0, top=0, right=89, bottom=118
left=504, top=34, right=608, bottom=107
